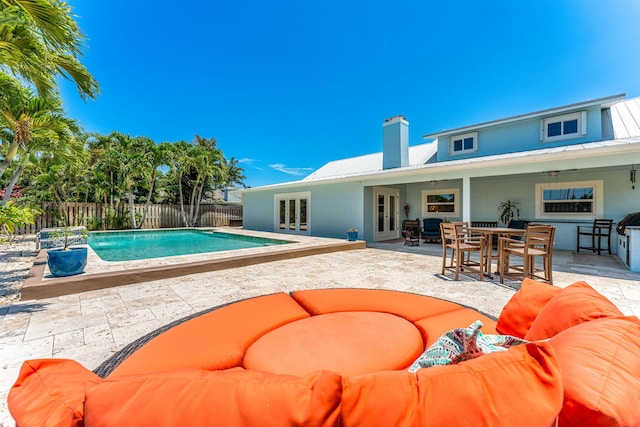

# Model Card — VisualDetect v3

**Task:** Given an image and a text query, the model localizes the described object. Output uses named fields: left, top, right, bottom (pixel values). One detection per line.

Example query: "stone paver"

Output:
left=1, top=242, right=639, bottom=425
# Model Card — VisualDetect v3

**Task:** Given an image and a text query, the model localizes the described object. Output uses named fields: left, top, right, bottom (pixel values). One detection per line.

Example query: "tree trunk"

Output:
left=126, top=184, right=138, bottom=229
left=1, top=162, right=25, bottom=205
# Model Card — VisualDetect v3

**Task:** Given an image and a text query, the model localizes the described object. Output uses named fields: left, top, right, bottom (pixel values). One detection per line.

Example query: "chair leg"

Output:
left=455, top=250, right=461, bottom=280
left=441, top=247, right=447, bottom=275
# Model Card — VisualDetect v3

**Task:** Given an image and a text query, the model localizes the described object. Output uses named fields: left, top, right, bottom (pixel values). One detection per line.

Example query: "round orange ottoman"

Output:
left=243, top=311, right=424, bottom=376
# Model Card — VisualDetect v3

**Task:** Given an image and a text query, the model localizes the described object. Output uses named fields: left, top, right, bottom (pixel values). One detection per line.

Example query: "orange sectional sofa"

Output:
left=8, top=280, right=640, bottom=426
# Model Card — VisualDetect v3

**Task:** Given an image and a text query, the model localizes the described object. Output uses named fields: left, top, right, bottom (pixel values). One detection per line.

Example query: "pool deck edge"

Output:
left=22, top=240, right=366, bottom=300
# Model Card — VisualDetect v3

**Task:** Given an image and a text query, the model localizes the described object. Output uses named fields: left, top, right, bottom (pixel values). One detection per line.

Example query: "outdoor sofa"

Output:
left=8, top=280, right=640, bottom=426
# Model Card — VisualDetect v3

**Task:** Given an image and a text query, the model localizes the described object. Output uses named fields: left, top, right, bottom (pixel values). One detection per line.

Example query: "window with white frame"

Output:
left=535, top=180, right=603, bottom=220
left=449, top=132, right=477, bottom=155
left=541, top=111, right=587, bottom=142
left=422, top=188, right=459, bottom=217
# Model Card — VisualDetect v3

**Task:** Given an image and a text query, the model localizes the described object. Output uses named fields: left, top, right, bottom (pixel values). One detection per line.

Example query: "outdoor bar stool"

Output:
left=576, top=219, right=614, bottom=255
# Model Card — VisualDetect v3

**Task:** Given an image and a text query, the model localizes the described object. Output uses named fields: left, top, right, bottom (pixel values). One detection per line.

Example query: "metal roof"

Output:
left=242, top=95, right=640, bottom=193
left=302, top=142, right=437, bottom=181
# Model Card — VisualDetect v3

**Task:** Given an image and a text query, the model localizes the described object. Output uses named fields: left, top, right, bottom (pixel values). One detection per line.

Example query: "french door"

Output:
left=374, top=187, right=400, bottom=241
left=275, top=192, right=310, bottom=235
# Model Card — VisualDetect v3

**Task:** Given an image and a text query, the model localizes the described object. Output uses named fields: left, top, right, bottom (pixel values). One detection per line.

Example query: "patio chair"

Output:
left=402, top=230, right=420, bottom=246
left=421, top=218, right=443, bottom=243
left=440, top=222, right=485, bottom=281
left=576, top=219, right=613, bottom=255
left=499, top=224, right=555, bottom=285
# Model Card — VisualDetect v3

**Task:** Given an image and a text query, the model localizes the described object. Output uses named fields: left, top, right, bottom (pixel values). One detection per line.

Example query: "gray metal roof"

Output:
left=243, top=95, right=640, bottom=192
left=603, top=97, right=640, bottom=139
left=302, top=142, right=437, bottom=182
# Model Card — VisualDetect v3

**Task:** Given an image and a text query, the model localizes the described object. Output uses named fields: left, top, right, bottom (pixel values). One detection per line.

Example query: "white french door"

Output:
left=374, top=187, right=400, bottom=241
left=275, top=192, right=310, bottom=235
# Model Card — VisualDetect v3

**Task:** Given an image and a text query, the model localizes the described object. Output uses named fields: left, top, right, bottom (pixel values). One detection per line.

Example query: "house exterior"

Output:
left=241, top=93, right=640, bottom=253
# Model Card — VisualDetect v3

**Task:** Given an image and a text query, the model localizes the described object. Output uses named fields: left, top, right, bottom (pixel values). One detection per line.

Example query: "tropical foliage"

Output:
left=0, top=201, right=40, bottom=242
left=0, top=1, right=245, bottom=235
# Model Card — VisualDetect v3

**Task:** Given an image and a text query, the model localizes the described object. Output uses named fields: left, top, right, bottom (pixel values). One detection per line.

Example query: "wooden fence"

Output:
left=15, top=203, right=243, bottom=235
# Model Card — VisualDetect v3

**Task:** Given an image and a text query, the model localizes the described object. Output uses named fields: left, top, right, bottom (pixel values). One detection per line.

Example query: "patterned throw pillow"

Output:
left=408, top=321, right=530, bottom=372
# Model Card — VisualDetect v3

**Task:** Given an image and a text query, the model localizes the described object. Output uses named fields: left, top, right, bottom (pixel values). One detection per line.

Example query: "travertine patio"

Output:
left=1, top=236, right=639, bottom=426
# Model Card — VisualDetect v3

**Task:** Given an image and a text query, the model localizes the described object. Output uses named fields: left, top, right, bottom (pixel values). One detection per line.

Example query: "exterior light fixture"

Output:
left=631, top=165, right=637, bottom=190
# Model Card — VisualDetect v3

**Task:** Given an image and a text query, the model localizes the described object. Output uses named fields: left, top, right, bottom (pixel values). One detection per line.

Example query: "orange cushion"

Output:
left=292, top=288, right=462, bottom=322
left=84, top=368, right=342, bottom=427
left=243, top=312, right=423, bottom=376
left=496, top=278, right=561, bottom=337
left=341, top=342, right=562, bottom=426
left=414, top=307, right=497, bottom=347
left=524, top=281, right=623, bottom=340
left=549, top=316, right=640, bottom=427
left=110, top=293, right=310, bottom=377
left=8, top=359, right=100, bottom=427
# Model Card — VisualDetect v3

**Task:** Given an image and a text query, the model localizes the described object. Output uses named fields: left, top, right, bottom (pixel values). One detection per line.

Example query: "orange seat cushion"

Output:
left=496, top=278, right=561, bottom=337
left=243, top=312, right=424, bottom=376
left=84, top=368, right=342, bottom=427
left=110, top=293, right=310, bottom=377
left=340, top=342, right=562, bottom=426
left=524, top=281, right=623, bottom=341
left=292, top=288, right=462, bottom=322
left=8, top=359, right=100, bottom=427
left=549, top=316, right=640, bottom=427
left=414, top=307, right=497, bottom=347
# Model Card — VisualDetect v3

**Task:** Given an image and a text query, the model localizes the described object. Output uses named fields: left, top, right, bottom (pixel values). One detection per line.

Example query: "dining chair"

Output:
left=576, top=219, right=614, bottom=255
left=499, top=224, right=555, bottom=285
left=440, top=222, right=485, bottom=281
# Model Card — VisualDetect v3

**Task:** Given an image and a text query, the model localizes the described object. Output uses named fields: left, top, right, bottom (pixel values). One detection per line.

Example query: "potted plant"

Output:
left=498, top=200, right=521, bottom=226
left=47, top=227, right=89, bottom=277
left=346, top=228, right=358, bottom=241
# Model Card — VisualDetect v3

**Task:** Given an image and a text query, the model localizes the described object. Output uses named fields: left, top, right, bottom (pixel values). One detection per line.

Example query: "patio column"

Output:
left=462, top=176, right=471, bottom=223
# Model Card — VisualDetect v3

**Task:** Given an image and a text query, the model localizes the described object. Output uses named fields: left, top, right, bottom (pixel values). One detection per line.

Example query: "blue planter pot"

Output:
left=347, top=231, right=358, bottom=241
left=47, top=247, right=88, bottom=277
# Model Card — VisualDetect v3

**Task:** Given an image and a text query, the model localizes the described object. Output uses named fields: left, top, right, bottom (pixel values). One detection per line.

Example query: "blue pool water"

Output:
left=88, top=229, right=291, bottom=262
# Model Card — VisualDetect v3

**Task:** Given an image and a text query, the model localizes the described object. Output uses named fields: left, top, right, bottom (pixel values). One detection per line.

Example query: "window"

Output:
left=535, top=180, right=603, bottom=220
left=449, top=132, right=477, bottom=155
left=422, top=188, right=459, bottom=217
left=541, top=112, right=586, bottom=142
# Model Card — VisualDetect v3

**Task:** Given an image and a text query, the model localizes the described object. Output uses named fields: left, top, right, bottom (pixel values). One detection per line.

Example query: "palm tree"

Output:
left=0, top=0, right=99, bottom=100
left=168, top=136, right=224, bottom=227
left=0, top=84, right=81, bottom=205
left=223, top=156, right=246, bottom=189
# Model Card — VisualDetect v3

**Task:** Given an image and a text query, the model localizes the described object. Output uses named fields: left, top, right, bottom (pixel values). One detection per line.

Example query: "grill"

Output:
left=616, top=212, right=640, bottom=235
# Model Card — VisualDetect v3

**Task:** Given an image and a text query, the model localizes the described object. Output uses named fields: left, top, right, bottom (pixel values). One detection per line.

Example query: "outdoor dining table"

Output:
left=468, top=227, right=527, bottom=278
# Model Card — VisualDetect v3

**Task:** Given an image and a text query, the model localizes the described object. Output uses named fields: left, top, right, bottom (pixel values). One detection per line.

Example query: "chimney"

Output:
left=382, top=115, right=409, bottom=169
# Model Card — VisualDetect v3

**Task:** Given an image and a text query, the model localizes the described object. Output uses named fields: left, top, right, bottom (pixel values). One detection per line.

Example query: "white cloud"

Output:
left=269, top=164, right=314, bottom=176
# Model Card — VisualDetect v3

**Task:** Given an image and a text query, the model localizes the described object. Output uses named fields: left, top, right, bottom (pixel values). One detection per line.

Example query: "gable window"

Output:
left=535, top=180, right=603, bottom=220
left=449, top=132, right=477, bottom=155
left=422, top=188, right=459, bottom=218
left=541, top=112, right=587, bottom=142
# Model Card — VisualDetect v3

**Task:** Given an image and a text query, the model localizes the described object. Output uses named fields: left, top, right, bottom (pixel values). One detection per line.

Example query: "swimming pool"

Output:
left=88, top=229, right=291, bottom=262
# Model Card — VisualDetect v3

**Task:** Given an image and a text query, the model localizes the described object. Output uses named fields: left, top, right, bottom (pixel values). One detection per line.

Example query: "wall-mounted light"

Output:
left=429, top=180, right=438, bottom=186
left=631, top=165, right=637, bottom=190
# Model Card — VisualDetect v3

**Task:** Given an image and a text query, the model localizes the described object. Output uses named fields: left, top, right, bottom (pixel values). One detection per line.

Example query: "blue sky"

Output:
left=60, top=0, right=640, bottom=187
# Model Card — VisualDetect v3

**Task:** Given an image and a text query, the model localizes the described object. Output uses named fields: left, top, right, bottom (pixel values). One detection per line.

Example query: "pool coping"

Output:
left=22, top=228, right=366, bottom=300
